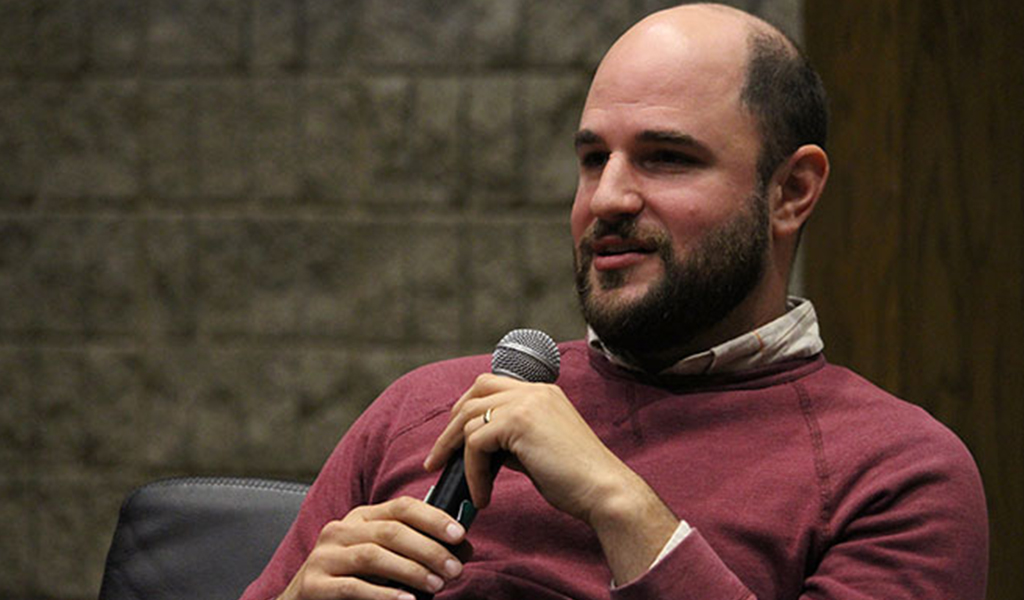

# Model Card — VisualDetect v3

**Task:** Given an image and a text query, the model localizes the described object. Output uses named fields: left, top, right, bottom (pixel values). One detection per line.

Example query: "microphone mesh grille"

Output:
left=491, top=329, right=561, bottom=383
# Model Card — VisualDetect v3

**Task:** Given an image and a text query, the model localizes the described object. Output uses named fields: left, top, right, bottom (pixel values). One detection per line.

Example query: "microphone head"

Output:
left=491, top=329, right=561, bottom=383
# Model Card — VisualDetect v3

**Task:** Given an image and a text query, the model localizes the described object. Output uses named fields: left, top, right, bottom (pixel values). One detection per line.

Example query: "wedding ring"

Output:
left=483, top=407, right=493, bottom=424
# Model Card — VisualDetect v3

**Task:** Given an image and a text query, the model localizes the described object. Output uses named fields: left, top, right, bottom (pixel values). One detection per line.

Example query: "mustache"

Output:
left=588, top=218, right=636, bottom=241
left=577, top=219, right=672, bottom=255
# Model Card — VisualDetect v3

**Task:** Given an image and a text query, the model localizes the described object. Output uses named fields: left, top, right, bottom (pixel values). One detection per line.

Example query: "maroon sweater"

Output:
left=241, top=341, right=988, bottom=600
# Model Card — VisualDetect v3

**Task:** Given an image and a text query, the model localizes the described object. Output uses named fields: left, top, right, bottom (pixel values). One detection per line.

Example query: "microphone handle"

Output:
left=425, top=448, right=505, bottom=539
left=399, top=450, right=502, bottom=599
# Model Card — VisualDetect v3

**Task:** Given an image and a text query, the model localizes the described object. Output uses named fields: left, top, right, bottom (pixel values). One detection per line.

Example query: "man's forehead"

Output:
left=580, top=43, right=748, bottom=132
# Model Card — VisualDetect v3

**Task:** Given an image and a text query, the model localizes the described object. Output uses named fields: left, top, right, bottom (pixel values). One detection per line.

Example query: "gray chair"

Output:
left=98, top=477, right=309, bottom=600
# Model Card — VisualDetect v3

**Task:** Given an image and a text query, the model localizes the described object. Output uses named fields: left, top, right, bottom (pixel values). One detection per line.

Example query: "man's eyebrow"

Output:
left=636, top=130, right=708, bottom=151
left=573, top=128, right=710, bottom=153
left=574, top=129, right=602, bottom=149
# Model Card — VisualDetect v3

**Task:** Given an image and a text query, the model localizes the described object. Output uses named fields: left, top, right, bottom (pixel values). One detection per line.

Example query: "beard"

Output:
left=574, top=192, right=770, bottom=368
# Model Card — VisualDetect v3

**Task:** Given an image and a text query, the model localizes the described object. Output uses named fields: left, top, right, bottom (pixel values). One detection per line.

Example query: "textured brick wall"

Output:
left=0, top=1, right=800, bottom=598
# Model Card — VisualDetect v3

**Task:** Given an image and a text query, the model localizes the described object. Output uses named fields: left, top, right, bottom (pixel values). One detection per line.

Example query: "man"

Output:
left=241, top=4, right=988, bottom=599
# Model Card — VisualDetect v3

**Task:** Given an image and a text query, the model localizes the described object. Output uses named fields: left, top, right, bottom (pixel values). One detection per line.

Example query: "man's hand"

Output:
left=423, top=374, right=680, bottom=585
left=278, top=497, right=465, bottom=600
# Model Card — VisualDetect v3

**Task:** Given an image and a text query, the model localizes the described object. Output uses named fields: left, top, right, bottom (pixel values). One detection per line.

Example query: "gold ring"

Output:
left=483, top=407, right=493, bottom=424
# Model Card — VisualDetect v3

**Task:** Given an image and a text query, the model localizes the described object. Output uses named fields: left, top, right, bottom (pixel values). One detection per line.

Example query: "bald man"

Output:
left=242, top=5, right=988, bottom=600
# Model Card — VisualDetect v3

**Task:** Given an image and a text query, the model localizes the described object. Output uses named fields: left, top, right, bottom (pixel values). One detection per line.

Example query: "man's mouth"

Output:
left=588, top=236, right=659, bottom=270
left=593, top=238, right=656, bottom=256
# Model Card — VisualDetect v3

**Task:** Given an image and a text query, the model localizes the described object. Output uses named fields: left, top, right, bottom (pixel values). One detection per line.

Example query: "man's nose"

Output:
left=589, top=155, right=643, bottom=222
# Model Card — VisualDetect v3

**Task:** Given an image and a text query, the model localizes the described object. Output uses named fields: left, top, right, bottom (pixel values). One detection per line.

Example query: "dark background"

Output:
left=804, top=2, right=1023, bottom=599
left=1, top=1, right=1019, bottom=599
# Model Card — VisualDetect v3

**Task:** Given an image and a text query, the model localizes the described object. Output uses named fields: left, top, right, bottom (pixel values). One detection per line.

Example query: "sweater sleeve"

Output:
left=612, top=404, right=989, bottom=600
left=611, top=529, right=755, bottom=600
left=799, top=418, right=989, bottom=600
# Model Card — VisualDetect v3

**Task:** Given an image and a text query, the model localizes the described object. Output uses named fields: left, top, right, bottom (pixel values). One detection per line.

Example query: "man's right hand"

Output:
left=277, top=496, right=466, bottom=600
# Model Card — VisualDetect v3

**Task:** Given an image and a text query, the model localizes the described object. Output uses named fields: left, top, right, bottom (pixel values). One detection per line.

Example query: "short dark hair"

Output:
left=740, top=31, right=829, bottom=187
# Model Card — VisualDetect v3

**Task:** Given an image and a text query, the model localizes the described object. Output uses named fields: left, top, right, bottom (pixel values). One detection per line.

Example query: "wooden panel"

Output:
left=804, top=2, right=1023, bottom=599
left=801, top=3, right=906, bottom=389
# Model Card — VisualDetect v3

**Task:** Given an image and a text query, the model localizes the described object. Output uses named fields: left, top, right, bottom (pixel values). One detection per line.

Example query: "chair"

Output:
left=98, top=476, right=309, bottom=600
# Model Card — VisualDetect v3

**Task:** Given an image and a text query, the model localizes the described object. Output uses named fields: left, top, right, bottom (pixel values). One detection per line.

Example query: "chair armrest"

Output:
left=98, top=476, right=309, bottom=600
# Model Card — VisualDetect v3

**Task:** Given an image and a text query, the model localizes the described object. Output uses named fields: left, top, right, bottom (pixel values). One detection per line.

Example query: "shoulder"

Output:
left=801, top=361, right=985, bottom=512
left=799, top=362, right=988, bottom=591
left=369, top=339, right=592, bottom=421
left=390, top=353, right=493, bottom=394
left=802, top=362, right=963, bottom=448
left=314, top=352, right=495, bottom=489
left=371, top=352, right=492, bottom=420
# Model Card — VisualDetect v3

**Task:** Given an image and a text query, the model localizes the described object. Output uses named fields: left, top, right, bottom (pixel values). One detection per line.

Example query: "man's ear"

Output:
left=770, top=144, right=829, bottom=239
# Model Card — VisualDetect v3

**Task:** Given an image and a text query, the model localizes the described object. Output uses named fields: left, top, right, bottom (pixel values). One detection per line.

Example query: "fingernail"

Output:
left=397, top=593, right=415, bottom=600
left=446, top=522, right=465, bottom=542
left=444, top=558, right=463, bottom=578
left=426, top=574, right=444, bottom=593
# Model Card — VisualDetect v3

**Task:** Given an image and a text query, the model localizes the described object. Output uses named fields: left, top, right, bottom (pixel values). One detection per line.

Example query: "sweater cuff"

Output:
left=651, top=519, right=692, bottom=567
left=611, top=529, right=753, bottom=600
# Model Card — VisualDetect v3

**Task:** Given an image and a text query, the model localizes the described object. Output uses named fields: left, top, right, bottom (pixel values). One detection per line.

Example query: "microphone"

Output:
left=423, top=328, right=561, bottom=531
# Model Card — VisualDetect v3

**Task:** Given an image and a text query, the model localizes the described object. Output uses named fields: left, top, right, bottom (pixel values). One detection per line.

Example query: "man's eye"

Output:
left=579, top=151, right=608, bottom=169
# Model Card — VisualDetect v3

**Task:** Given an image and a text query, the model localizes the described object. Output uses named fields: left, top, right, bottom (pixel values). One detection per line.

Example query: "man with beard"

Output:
left=241, top=4, right=988, bottom=600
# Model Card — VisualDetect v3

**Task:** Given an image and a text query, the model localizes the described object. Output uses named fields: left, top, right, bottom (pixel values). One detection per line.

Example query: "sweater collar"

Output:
left=586, top=296, right=824, bottom=377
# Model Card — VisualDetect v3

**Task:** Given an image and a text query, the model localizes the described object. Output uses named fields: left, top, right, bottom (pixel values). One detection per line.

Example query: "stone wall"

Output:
left=0, top=1, right=800, bottom=598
